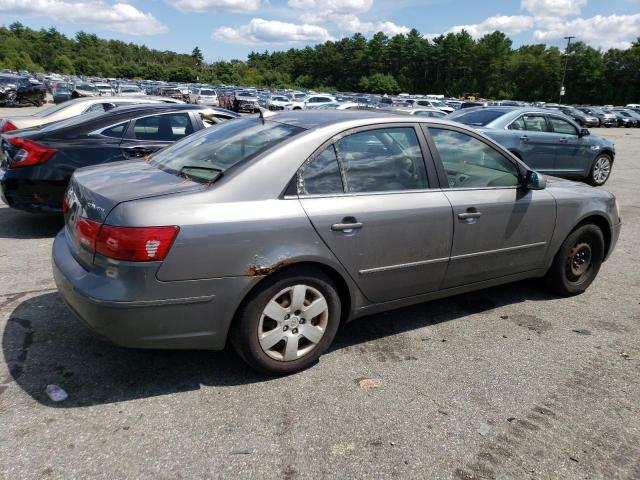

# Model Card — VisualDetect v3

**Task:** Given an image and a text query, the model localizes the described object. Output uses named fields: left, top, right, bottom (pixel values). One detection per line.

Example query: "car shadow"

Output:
left=0, top=206, right=63, bottom=239
left=2, top=281, right=555, bottom=408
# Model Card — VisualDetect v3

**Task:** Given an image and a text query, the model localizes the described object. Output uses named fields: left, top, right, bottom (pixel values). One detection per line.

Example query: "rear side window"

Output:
left=429, top=128, right=520, bottom=188
left=302, top=145, right=343, bottom=195
left=133, top=113, right=193, bottom=141
left=335, top=127, right=428, bottom=193
left=101, top=122, right=128, bottom=138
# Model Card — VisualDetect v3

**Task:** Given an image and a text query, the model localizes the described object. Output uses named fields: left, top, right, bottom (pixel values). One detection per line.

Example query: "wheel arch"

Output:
left=570, top=214, right=613, bottom=260
left=227, top=260, right=356, bottom=346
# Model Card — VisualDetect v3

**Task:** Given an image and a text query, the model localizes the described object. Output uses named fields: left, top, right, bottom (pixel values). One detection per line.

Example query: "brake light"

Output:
left=0, top=120, right=17, bottom=133
left=96, top=225, right=179, bottom=261
left=7, top=137, right=57, bottom=168
left=75, top=218, right=179, bottom=261
left=76, top=218, right=100, bottom=250
left=62, top=196, right=69, bottom=214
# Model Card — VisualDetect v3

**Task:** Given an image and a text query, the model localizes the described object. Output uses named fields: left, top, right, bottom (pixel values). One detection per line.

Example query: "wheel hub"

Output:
left=568, top=242, right=592, bottom=278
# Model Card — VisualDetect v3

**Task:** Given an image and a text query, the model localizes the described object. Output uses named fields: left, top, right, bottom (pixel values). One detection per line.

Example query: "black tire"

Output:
left=587, top=153, right=612, bottom=186
left=545, top=224, right=605, bottom=296
left=230, top=267, right=341, bottom=375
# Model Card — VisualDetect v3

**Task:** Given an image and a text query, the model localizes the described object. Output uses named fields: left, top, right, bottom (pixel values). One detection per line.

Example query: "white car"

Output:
left=189, top=88, right=219, bottom=106
left=266, top=95, right=293, bottom=111
left=118, top=84, right=144, bottom=96
left=414, top=98, right=454, bottom=113
left=287, top=94, right=337, bottom=110
left=95, top=83, right=114, bottom=96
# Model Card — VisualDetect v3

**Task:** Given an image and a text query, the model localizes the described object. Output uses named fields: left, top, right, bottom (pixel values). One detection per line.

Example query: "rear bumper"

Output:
left=52, top=230, right=258, bottom=350
left=0, top=167, right=65, bottom=213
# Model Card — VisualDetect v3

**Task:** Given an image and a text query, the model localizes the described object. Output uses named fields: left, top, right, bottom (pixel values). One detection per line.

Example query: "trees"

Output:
left=0, top=24, right=638, bottom=103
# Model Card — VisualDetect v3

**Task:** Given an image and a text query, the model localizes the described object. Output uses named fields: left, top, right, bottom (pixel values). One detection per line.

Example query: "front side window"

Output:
left=549, top=116, right=578, bottom=135
left=335, top=127, right=428, bottom=193
left=302, top=145, right=343, bottom=195
left=429, top=128, right=520, bottom=188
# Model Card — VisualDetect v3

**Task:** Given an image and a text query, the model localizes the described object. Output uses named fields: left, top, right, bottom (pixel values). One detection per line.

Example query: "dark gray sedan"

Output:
left=448, top=107, right=615, bottom=185
left=53, top=111, right=621, bottom=374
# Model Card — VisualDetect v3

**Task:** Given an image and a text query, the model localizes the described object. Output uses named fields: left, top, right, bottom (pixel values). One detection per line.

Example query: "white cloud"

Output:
left=534, top=14, right=640, bottom=49
left=169, top=0, right=261, bottom=13
left=521, top=0, right=587, bottom=19
left=0, top=0, right=167, bottom=35
left=288, top=0, right=372, bottom=16
left=448, top=15, right=534, bottom=38
left=290, top=0, right=408, bottom=36
left=213, top=18, right=335, bottom=44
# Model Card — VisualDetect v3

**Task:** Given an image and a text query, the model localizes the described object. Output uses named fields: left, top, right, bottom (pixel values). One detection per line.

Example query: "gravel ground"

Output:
left=0, top=105, right=638, bottom=479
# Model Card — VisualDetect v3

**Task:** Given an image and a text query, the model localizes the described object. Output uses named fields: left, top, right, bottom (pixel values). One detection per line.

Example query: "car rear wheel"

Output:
left=588, top=154, right=612, bottom=186
left=545, top=224, right=604, bottom=296
left=230, top=268, right=341, bottom=375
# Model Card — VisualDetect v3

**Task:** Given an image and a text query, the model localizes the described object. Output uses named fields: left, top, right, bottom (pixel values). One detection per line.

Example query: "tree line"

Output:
left=1, top=22, right=639, bottom=104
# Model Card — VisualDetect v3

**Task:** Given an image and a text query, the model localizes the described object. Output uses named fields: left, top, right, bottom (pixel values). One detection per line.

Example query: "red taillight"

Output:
left=62, top=196, right=69, bottom=214
left=1, top=120, right=17, bottom=133
left=96, top=225, right=179, bottom=261
left=7, top=137, right=57, bottom=168
left=75, top=218, right=179, bottom=261
left=76, top=218, right=101, bottom=251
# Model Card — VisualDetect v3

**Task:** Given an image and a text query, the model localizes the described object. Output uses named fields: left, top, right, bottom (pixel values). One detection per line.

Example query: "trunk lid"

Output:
left=64, top=160, right=204, bottom=268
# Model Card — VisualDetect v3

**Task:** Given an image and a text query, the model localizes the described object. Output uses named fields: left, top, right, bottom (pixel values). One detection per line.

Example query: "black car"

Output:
left=0, top=104, right=238, bottom=213
left=0, top=74, right=47, bottom=106
left=52, top=84, right=72, bottom=104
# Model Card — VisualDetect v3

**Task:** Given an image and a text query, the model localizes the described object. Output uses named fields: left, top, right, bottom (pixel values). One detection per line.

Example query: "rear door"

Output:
left=425, top=126, right=556, bottom=289
left=507, top=113, right=556, bottom=172
left=298, top=124, right=453, bottom=303
left=120, top=111, right=197, bottom=159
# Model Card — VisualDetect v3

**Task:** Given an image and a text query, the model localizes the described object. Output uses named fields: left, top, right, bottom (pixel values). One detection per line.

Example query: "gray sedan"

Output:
left=448, top=107, right=615, bottom=186
left=53, top=111, right=621, bottom=374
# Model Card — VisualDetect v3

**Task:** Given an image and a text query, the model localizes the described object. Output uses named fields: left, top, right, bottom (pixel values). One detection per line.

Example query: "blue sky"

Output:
left=1, top=0, right=639, bottom=60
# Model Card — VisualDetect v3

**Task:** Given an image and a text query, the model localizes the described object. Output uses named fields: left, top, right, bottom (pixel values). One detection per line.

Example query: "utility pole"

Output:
left=559, top=35, right=575, bottom=103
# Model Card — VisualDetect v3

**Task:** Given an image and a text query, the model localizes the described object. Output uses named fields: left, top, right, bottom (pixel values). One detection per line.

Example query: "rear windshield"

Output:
left=200, top=89, right=216, bottom=96
left=450, top=109, right=505, bottom=126
left=149, top=117, right=304, bottom=183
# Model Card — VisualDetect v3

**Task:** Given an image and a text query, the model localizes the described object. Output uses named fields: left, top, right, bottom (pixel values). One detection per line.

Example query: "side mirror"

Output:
left=524, top=170, right=546, bottom=190
left=579, top=128, right=590, bottom=137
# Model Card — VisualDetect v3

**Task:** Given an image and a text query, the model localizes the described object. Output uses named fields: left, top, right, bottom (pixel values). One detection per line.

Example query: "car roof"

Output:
left=269, top=110, right=395, bottom=129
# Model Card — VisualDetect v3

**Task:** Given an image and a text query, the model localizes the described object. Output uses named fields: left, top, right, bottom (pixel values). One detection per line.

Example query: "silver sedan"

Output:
left=53, top=111, right=622, bottom=374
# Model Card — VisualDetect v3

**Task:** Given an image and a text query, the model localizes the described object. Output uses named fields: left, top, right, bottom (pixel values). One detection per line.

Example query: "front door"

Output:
left=297, top=126, right=453, bottom=303
left=547, top=115, right=589, bottom=176
left=508, top=113, right=556, bottom=172
left=427, top=127, right=556, bottom=289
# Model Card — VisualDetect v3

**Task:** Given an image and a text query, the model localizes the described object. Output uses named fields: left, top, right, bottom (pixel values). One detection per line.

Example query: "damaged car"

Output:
left=53, top=110, right=621, bottom=375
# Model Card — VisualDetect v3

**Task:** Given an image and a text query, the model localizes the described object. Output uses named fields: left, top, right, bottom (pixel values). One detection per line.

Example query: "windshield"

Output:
left=33, top=101, right=74, bottom=118
left=200, top=89, right=216, bottom=96
left=121, top=86, right=140, bottom=92
left=149, top=117, right=305, bottom=182
left=272, top=96, right=288, bottom=102
left=430, top=100, right=446, bottom=108
left=0, top=77, right=16, bottom=87
left=450, top=109, right=506, bottom=126
left=77, top=84, right=96, bottom=91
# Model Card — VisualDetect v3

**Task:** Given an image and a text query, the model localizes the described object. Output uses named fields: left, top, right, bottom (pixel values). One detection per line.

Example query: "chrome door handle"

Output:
left=519, top=135, right=529, bottom=142
left=331, top=222, right=363, bottom=231
left=458, top=212, right=482, bottom=219
left=558, top=137, right=568, bottom=143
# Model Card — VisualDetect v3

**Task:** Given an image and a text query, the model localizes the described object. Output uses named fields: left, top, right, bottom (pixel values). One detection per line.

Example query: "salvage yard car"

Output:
left=53, top=110, right=621, bottom=375
left=0, top=74, right=46, bottom=106
left=449, top=106, right=615, bottom=185
left=0, top=104, right=238, bottom=212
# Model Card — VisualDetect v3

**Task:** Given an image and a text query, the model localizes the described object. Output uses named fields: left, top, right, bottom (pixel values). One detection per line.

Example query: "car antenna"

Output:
left=257, top=107, right=276, bottom=124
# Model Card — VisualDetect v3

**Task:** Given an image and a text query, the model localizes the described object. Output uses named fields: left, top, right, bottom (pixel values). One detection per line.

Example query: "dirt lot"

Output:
left=0, top=106, right=638, bottom=479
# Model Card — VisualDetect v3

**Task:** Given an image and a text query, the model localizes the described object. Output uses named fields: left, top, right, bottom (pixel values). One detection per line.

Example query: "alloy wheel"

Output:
left=257, top=284, right=329, bottom=361
left=592, top=155, right=611, bottom=185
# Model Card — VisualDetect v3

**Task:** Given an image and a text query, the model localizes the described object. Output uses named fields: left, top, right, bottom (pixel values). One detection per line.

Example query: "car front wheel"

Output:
left=545, top=224, right=604, bottom=296
left=588, top=154, right=612, bottom=186
left=230, top=268, right=341, bottom=375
